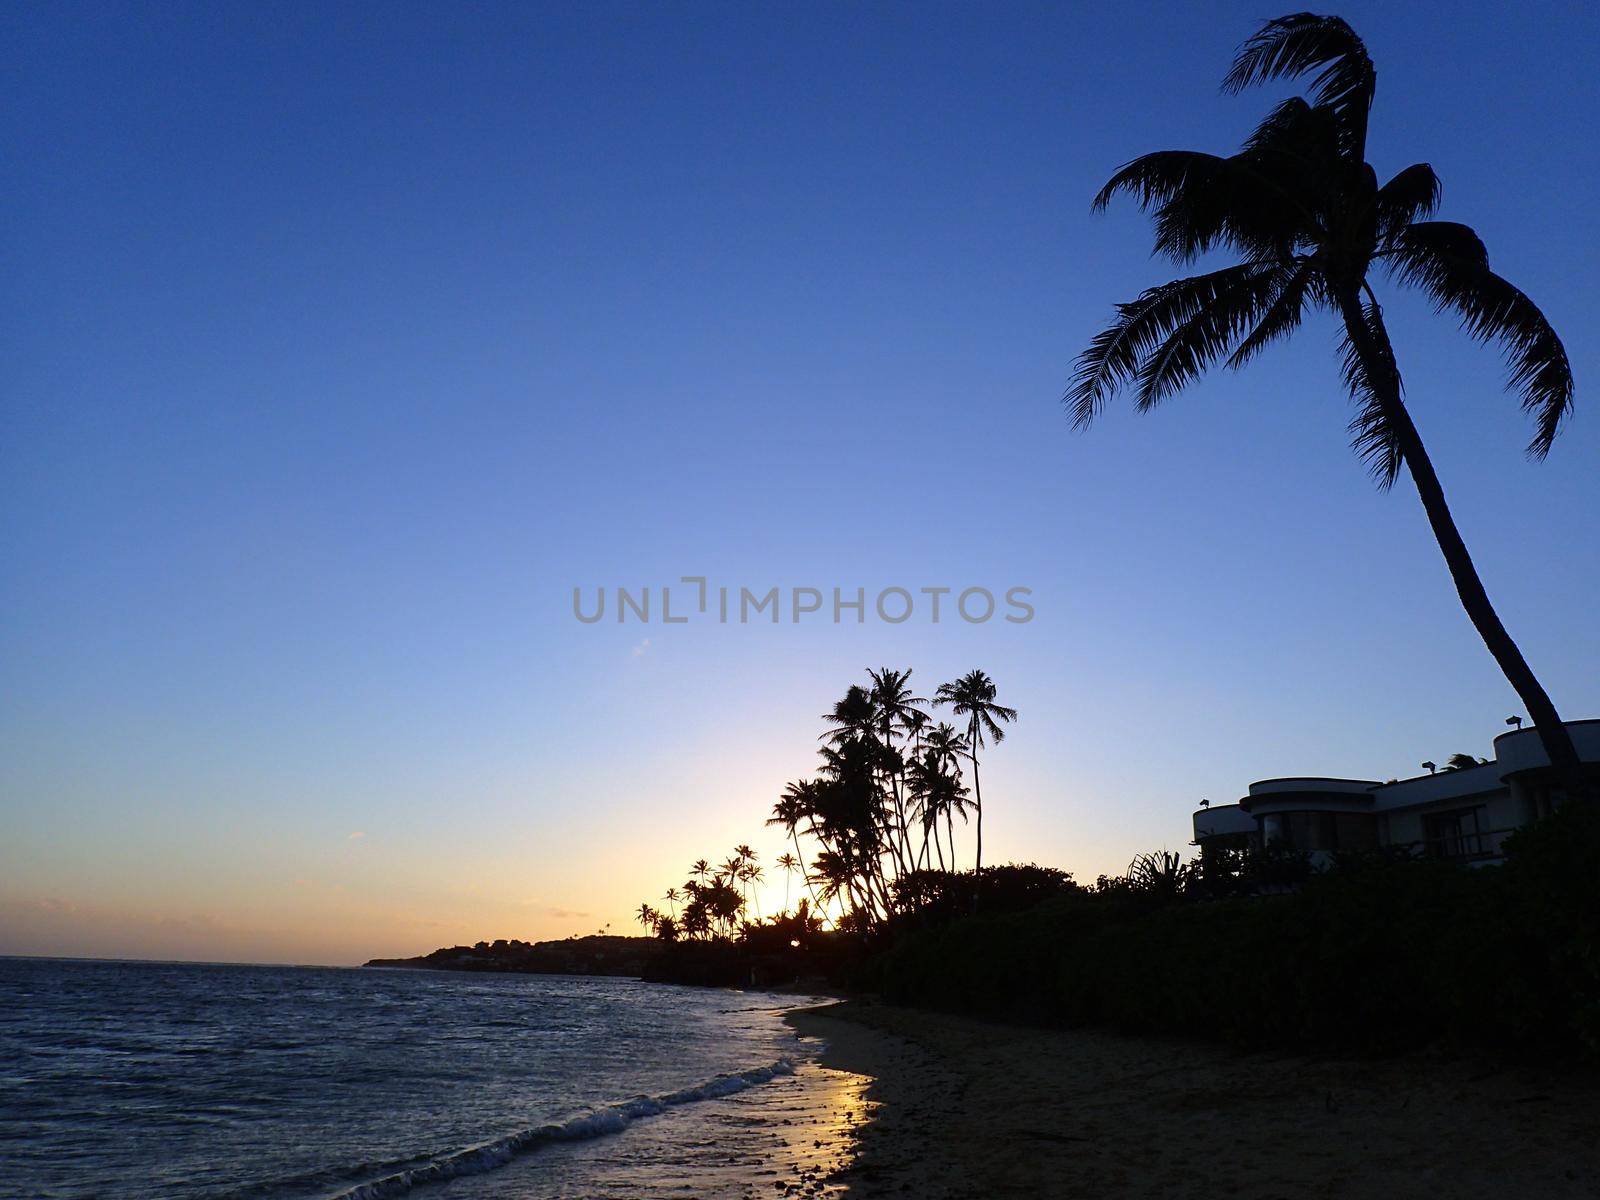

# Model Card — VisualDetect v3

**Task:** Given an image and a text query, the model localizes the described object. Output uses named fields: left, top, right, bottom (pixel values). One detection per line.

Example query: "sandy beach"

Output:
left=786, top=1001, right=1600, bottom=1199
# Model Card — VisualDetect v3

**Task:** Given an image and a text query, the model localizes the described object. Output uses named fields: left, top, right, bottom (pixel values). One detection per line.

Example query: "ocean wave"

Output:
left=322, top=1059, right=797, bottom=1200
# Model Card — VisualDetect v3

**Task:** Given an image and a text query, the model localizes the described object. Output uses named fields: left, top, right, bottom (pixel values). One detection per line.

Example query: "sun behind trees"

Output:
left=636, top=668, right=1020, bottom=942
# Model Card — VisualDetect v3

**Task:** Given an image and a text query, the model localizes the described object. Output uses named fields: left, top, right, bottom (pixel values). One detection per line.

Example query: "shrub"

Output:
left=875, top=810, right=1600, bottom=1058
left=889, top=864, right=1080, bottom=924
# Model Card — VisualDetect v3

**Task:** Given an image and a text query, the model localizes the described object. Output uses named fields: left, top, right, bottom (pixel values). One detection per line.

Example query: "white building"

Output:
left=1192, top=719, right=1600, bottom=867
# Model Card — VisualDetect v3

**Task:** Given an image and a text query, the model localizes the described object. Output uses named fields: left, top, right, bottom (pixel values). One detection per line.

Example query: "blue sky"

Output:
left=3, top=1, right=1597, bottom=963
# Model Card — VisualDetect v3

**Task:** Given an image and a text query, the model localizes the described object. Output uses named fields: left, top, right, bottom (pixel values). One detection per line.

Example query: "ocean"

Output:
left=0, top=957, right=862, bottom=1200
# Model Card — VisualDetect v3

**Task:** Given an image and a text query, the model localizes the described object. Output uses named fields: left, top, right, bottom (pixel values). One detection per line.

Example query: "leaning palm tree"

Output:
left=768, top=781, right=824, bottom=911
left=933, top=671, right=1017, bottom=875
left=1070, top=14, right=1578, bottom=769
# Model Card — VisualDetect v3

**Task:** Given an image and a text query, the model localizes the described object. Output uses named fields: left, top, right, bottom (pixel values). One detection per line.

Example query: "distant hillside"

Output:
left=364, top=934, right=661, bottom=977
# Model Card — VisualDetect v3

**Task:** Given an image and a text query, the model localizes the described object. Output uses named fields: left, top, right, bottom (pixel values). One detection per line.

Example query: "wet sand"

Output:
left=787, top=1001, right=1600, bottom=1199
left=466, top=1055, right=868, bottom=1200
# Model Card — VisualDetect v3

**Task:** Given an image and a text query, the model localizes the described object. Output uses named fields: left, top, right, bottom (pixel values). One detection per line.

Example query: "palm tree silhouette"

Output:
left=909, top=744, right=973, bottom=874
left=922, top=722, right=971, bottom=872
left=768, top=781, right=824, bottom=912
left=1070, top=14, right=1578, bottom=769
left=662, top=887, right=679, bottom=918
left=867, top=668, right=928, bottom=867
left=738, top=861, right=765, bottom=918
left=808, top=850, right=856, bottom=915
left=934, top=671, right=1017, bottom=876
left=820, top=684, right=880, bottom=746
left=775, top=851, right=801, bottom=914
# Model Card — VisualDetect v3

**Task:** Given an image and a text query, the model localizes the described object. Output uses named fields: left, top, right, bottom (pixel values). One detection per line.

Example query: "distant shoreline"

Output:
left=362, top=934, right=661, bottom=978
left=785, top=1001, right=1600, bottom=1198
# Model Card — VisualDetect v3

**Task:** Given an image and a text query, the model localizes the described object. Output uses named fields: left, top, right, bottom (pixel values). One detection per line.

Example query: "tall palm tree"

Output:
left=739, top=861, right=765, bottom=918
left=905, top=751, right=940, bottom=871
left=768, top=781, right=824, bottom=911
left=867, top=667, right=929, bottom=870
left=816, top=737, right=897, bottom=920
left=775, top=851, right=801, bottom=914
left=922, top=722, right=971, bottom=871
left=662, top=887, right=679, bottom=918
left=908, top=747, right=971, bottom=874
left=821, top=688, right=904, bottom=882
left=1070, top=14, right=1578, bottom=770
left=934, top=671, right=1017, bottom=875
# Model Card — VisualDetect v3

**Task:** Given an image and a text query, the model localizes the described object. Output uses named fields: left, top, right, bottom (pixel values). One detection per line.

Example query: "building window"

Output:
left=1259, top=810, right=1375, bottom=852
left=1423, top=807, right=1485, bottom=859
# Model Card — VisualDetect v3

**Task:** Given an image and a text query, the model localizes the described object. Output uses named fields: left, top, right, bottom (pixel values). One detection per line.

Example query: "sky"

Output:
left=3, top=0, right=1597, bottom=965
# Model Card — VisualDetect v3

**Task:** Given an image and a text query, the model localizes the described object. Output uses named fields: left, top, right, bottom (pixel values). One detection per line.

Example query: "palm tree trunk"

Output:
left=972, top=760, right=984, bottom=875
left=890, top=765, right=916, bottom=878
left=795, top=824, right=823, bottom=911
left=1339, top=295, right=1578, bottom=772
left=969, top=718, right=985, bottom=876
left=968, top=721, right=985, bottom=914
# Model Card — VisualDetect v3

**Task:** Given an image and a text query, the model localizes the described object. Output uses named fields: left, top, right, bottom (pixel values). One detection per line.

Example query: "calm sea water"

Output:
left=0, top=958, right=861, bottom=1200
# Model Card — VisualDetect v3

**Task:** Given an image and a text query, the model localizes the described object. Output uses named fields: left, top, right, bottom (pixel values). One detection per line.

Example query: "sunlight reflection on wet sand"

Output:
left=434, top=1058, right=874, bottom=1199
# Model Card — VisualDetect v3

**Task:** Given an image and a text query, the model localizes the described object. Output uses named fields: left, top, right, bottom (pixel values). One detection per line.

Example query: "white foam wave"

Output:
left=324, top=1059, right=796, bottom=1200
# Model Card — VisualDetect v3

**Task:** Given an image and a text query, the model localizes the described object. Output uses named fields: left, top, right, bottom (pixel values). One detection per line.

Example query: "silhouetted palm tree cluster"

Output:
left=639, top=668, right=1017, bottom=939
left=636, top=846, right=762, bottom=941
left=771, top=668, right=1017, bottom=932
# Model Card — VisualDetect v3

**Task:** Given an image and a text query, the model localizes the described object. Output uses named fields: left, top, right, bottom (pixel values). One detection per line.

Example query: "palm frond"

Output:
left=1091, top=150, right=1228, bottom=214
left=1222, top=13, right=1375, bottom=156
left=1093, top=149, right=1311, bottom=262
left=1135, top=263, right=1301, bottom=407
left=1383, top=222, right=1574, bottom=457
left=1241, top=96, right=1342, bottom=170
left=1338, top=299, right=1405, bottom=487
left=1373, top=163, right=1440, bottom=236
left=1225, top=265, right=1315, bottom=369
left=1068, top=261, right=1281, bottom=427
